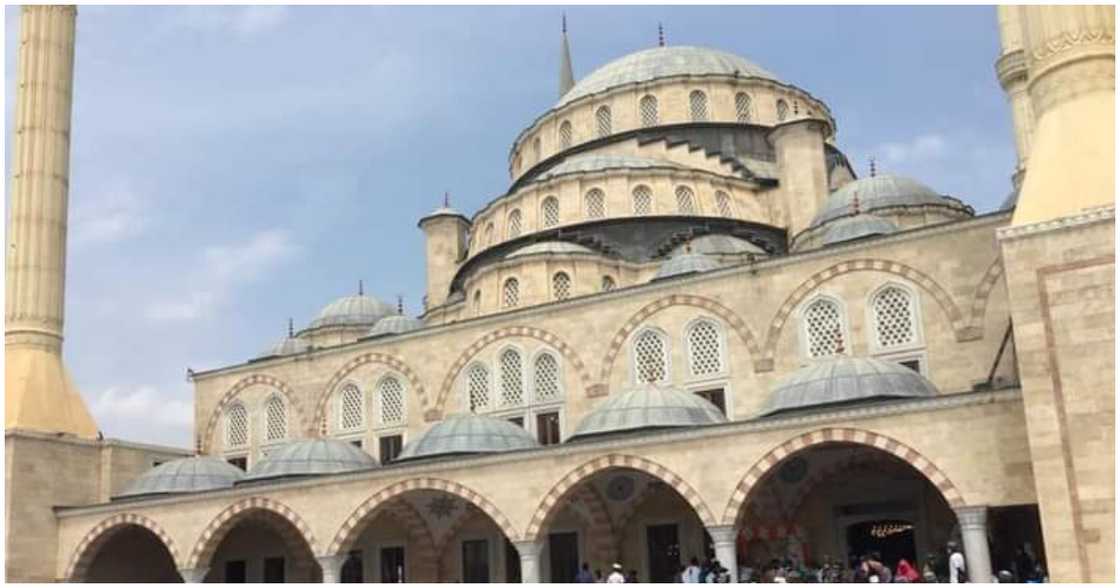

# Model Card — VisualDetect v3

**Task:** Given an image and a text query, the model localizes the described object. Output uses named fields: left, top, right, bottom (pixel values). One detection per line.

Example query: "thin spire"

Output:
left=869, top=157, right=877, bottom=177
left=397, top=295, right=404, bottom=314
left=851, top=190, right=861, bottom=215
left=443, top=191, right=450, bottom=208
left=288, top=318, right=294, bottom=338
left=658, top=22, right=665, bottom=47
left=358, top=279, right=364, bottom=296
left=558, top=13, right=575, bottom=98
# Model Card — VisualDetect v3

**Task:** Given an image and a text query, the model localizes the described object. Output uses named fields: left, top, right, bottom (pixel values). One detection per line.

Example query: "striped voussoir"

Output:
left=313, top=352, right=426, bottom=434
left=65, top=513, right=180, bottom=581
left=524, top=453, right=717, bottom=541
left=965, top=258, right=1005, bottom=338
left=328, top=478, right=519, bottom=555
left=760, top=258, right=968, bottom=367
left=185, top=496, right=319, bottom=570
left=433, top=325, right=593, bottom=417
left=200, top=374, right=306, bottom=453
left=598, top=294, right=760, bottom=383
left=721, top=427, right=966, bottom=525
left=785, top=453, right=899, bottom=518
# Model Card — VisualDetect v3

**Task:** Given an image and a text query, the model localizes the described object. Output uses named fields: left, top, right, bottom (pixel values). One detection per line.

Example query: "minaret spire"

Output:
left=288, top=318, right=294, bottom=338
left=658, top=22, right=665, bottom=47
left=558, top=13, right=575, bottom=98
left=358, top=279, right=364, bottom=296
left=869, top=157, right=877, bottom=177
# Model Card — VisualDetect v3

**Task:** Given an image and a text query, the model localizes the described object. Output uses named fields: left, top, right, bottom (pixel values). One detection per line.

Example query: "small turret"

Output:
left=418, top=193, right=470, bottom=310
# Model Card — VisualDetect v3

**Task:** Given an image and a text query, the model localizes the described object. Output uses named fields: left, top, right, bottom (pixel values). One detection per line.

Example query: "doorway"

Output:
left=646, top=524, right=681, bottom=583
left=846, top=519, right=916, bottom=569
left=549, top=532, right=580, bottom=582
left=462, top=539, right=490, bottom=582
left=380, top=546, right=405, bottom=582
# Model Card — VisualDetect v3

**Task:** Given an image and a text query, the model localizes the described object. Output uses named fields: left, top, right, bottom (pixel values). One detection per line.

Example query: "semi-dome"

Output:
left=653, top=251, right=722, bottom=280
left=569, top=384, right=727, bottom=441
left=758, top=356, right=939, bottom=417
left=309, top=294, right=396, bottom=329
left=669, top=234, right=767, bottom=257
left=258, top=335, right=310, bottom=359
left=115, top=456, right=245, bottom=499
left=506, top=241, right=596, bottom=259
left=811, top=175, right=972, bottom=228
left=243, top=438, right=378, bottom=482
left=557, top=46, right=781, bottom=109
left=535, top=154, right=682, bottom=182
left=368, top=314, right=426, bottom=338
left=396, top=414, right=539, bottom=462
left=820, top=213, right=898, bottom=246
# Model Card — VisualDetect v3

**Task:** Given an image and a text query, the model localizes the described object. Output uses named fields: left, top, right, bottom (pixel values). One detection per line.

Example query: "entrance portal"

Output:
left=845, top=519, right=917, bottom=570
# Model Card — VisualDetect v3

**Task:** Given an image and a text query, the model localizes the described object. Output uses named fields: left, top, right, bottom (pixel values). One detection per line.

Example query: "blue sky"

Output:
left=4, top=6, right=1015, bottom=448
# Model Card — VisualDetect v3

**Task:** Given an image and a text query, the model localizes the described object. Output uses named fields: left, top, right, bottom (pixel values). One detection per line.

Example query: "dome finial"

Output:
left=358, top=279, right=364, bottom=296
left=443, top=191, right=450, bottom=208
left=851, top=190, right=861, bottom=215
left=869, top=156, right=877, bottom=178
left=397, top=295, right=404, bottom=314
left=288, top=317, right=294, bottom=338
left=658, top=22, right=665, bottom=47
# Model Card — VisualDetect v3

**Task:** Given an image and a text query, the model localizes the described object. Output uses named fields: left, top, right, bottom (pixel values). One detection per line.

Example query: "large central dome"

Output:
left=556, top=45, right=781, bottom=109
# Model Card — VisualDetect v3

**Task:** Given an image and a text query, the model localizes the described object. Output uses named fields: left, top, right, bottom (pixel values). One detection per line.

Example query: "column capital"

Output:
left=178, top=567, right=209, bottom=583
left=317, top=554, right=347, bottom=583
left=705, top=524, right=739, bottom=545
left=953, top=505, right=989, bottom=529
left=512, top=539, right=544, bottom=558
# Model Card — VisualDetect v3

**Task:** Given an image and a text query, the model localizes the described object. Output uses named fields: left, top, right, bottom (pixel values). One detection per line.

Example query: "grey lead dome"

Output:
left=243, top=438, right=378, bottom=482
left=368, top=314, right=426, bottom=338
left=811, top=175, right=972, bottom=228
left=569, top=384, right=728, bottom=441
left=309, top=294, right=396, bottom=329
left=820, top=213, right=898, bottom=246
left=115, top=456, right=245, bottom=499
left=758, top=356, right=940, bottom=417
left=396, top=413, right=539, bottom=462
left=653, top=251, right=722, bottom=281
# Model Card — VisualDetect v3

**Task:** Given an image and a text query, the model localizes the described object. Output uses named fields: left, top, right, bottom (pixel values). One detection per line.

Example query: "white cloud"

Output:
left=878, top=133, right=948, bottom=165
left=71, top=179, right=149, bottom=245
left=166, top=6, right=290, bottom=38
left=91, top=385, right=194, bottom=448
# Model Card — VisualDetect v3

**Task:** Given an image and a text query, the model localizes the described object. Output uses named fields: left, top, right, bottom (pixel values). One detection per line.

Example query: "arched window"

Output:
left=596, top=105, right=612, bottom=137
left=776, top=99, right=789, bottom=122
left=339, top=384, right=364, bottom=431
left=507, top=209, right=522, bottom=239
left=735, top=92, right=752, bottom=122
left=559, top=120, right=573, bottom=149
left=633, top=185, right=653, bottom=215
left=715, top=191, right=733, bottom=217
left=484, top=223, right=494, bottom=246
left=633, top=329, right=669, bottom=384
left=541, top=196, right=560, bottom=228
left=473, top=289, right=482, bottom=314
left=466, top=363, right=490, bottom=412
left=675, top=186, right=697, bottom=214
left=225, top=403, right=249, bottom=448
left=377, top=376, right=405, bottom=426
left=502, top=277, right=519, bottom=308
left=533, top=353, right=562, bottom=402
left=803, top=297, right=846, bottom=358
left=553, top=272, right=571, bottom=301
left=687, top=320, right=724, bottom=376
left=264, top=396, right=286, bottom=442
left=585, top=188, right=606, bottom=218
left=499, top=348, right=524, bottom=406
left=689, top=90, right=709, bottom=121
left=871, top=285, right=919, bottom=349
left=601, top=275, right=616, bottom=292
left=533, top=137, right=542, bottom=163
left=639, top=94, right=659, bottom=127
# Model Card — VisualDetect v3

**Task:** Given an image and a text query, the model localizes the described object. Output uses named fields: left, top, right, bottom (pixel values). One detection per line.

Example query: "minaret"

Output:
left=558, top=14, right=574, bottom=98
left=5, top=6, right=97, bottom=438
left=994, top=5, right=1035, bottom=191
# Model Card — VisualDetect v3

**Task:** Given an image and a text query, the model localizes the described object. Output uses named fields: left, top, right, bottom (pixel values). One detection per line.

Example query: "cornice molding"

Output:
left=996, top=205, right=1114, bottom=242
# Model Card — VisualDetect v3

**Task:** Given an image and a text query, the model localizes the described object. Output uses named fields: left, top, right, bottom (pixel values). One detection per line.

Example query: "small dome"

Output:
left=653, top=251, right=722, bottom=280
left=758, top=356, right=939, bottom=417
left=368, top=314, right=425, bottom=338
left=115, top=456, right=245, bottom=499
left=535, top=154, right=682, bottom=182
left=258, top=335, right=310, bottom=359
left=506, top=241, right=596, bottom=259
left=669, top=234, right=766, bottom=257
left=396, top=414, right=539, bottom=462
left=243, top=438, right=378, bottom=482
left=811, top=175, right=972, bottom=228
left=557, top=46, right=780, bottom=109
left=820, top=213, right=898, bottom=246
left=569, top=384, right=727, bottom=441
left=309, top=294, right=396, bottom=329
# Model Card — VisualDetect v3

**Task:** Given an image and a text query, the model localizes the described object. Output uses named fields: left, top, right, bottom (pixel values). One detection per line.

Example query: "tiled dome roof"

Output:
left=243, top=439, right=378, bottom=482
left=811, top=175, right=972, bottom=228
left=309, top=294, right=396, bottom=329
left=758, top=356, right=939, bottom=417
left=820, top=213, right=898, bottom=246
left=653, top=251, right=722, bottom=280
left=569, top=384, right=727, bottom=441
left=396, top=414, right=539, bottom=462
left=368, top=314, right=426, bottom=338
left=115, top=456, right=245, bottom=499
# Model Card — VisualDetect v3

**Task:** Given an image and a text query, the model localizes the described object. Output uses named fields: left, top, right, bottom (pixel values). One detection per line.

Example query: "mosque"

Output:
left=4, top=5, right=1115, bottom=584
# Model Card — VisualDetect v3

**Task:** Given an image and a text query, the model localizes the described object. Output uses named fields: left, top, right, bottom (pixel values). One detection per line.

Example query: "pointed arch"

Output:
left=185, top=496, right=319, bottom=570
left=313, top=352, right=427, bottom=435
left=966, top=257, right=1005, bottom=337
left=65, top=513, right=181, bottom=581
left=200, top=374, right=306, bottom=453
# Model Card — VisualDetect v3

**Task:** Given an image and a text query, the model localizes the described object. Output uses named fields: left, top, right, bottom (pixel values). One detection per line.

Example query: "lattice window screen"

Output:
left=687, top=321, right=723, bottom=376
left=716, top=191, right=733, bottom=217
left=265, top=397, right=287, bottom=442
left=804, top=298, right=846, bottom=358
left=596, top=106, right=612, bottom=137
left=339, top=385, right=364, bottom=431
left=502, top=278, right=519, bottom=308
left=541, top=197, right=560, bottom=228
left=777, top=99, right=789, bottom=122
left=601, top=276, right=616, bottom=292
left=675, top=186, right=697, bottom=214
left=507, top=210, right=522, bottom=238
left=226, top=404, right=248, bottom=447
left=553, top=272, right=571, bottom=301
left=559, top=121, right=573, bottom=149
left=633, top=186, right=653, bottom=215
left=378, top=377, right=405, bottom=425
left=689, top=90, right=709, bottom=121
left=467, top=364, right=490, bottom=412
left=585, top=189, right=605, bottom=218
left=640, top=95, right=659, bottom=127
left=534, top=353, right=561, bottom=401
left=634, top=330, right=668, bottom=383
left=499, top=349, right=524, bottom=406
left=735, top=93, right=752, bottom=122
left=873, top=286, right=917, bottom=348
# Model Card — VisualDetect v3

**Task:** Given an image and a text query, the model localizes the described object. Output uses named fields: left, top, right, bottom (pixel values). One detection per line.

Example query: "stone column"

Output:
left=954, top=506, right=993, bottom=583
left=707, top=525, right=739, bottom=583
left=513, top=540, right=543, bottom=584
left=178, top=568, right=209, bottom=583
left=317, top=555, right=346, bottom=584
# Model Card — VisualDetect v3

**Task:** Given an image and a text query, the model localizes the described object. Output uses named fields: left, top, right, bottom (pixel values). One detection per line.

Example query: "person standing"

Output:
left=947, top=541, right=968, bottom=583
left=606, top=563, right=626, bottom=584
left=577, top=563, right=595, bottom=583
left=683, top=558, right=701, bottom=583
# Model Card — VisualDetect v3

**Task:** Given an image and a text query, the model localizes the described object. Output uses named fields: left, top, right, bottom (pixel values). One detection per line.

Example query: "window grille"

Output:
left=602, top=275, right=616, bottom=292
left=226, top=403, right=248, bottom=447
left=585, top=189, right=605, bottom=218
left=499, top=349, right=524, bottom=406
left=633, top=186, right=653, bottom=215
left=559, top=120, right=573, bottom=149
left=533, top=137, right=541, bottom=163
left=466, top=364, right=490, bottom=412
left=339, top=384, right=364, bottom=431
left=687, top=320, right=723, bottom=376
left=735, top=93, right=752, bottom=122
left=378, top=376, right=405, bottom=425
left=553, top=272, right=571, bottom=300
left=502, top=278, right=519, bottom=308
left=533, top=353, right=561, bottom=401
left=804, top=298, right=846, bottom=358
left=777, top=99, right=789, bottom=122
left=715, top=191, right=733, bottom=217
left=634, top=330, right=668, bottom=383
left=596, top=105, right=612, bottom=137
left=640, top=95, right=659, bottom=127
left=689, top=90, right=709, bottom=121
left=872, top=286, right=917, bottom=348
left=675, top=186, right=697, bottom=214
left=507, top=209, right=522, bottom=238
left=265, top=396, right=286, bottom=442
left=541, top=197, right=560, bottom=228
